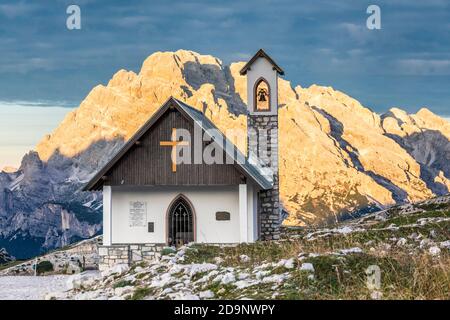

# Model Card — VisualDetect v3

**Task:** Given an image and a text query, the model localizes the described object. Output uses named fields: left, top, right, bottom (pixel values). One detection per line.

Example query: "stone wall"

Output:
left=247, top=114, right=281, bottom=240
left=98, top=243, right=165, bottom=271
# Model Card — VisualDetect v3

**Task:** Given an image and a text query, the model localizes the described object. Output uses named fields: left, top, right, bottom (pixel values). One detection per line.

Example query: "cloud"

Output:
left=111, top=15, right=155, bottom=28
left=0, top=2, right=36, bottom=18
left=0, top=0, right=449, bottom=116
left=339, top=23, right=370, bottom=44
left=0, top=100, right=74, bottom=108
left=224, top=52, right=252, bottom=63
left=396, top=59, right=450, bottom=75
left=0, top=57, right=55, bottom=74
left=391, top=0, right=449, bottom=7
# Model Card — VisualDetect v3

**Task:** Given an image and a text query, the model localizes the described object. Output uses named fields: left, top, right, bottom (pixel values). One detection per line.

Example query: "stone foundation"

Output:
left=247, top=114, right=281, bottom=240
left=98, top=243, right=165, bottom=271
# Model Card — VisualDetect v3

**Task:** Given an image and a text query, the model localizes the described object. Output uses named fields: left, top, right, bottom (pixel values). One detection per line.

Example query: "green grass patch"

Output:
left=301, top=219, right=450, bottom=249
left=203, top=281, right=236, bottom=299
left=129, top=287, right=155, bottom=300
left=0, top=260, right=25, bottom=271
left=417, top=203, right=449, bottom=211
left=375, top=210, right=450, bottom=229
left=160, top=247, right=177, bottom=256
left=182, top=245, right=221, bottom=264
left=271, top=265, right=291, bottom=274
left=113, top=280, right=133, bottom=289
left=135, top=272, right=149, bottom=280
left=183, top=242, right=304, bottom=267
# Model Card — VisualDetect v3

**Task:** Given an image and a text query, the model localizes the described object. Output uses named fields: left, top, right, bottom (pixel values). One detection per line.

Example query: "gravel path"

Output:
left=0, top=275, right=70, bottom=300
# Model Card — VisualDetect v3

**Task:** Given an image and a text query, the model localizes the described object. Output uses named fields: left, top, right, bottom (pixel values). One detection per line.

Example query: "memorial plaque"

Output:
left=215, top=211, right=230, bottom=221
left=129, top=201, right=147, bottom=227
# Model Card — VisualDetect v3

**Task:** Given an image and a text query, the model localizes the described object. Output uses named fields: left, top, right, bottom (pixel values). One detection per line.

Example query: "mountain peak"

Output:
left=416, top=107, right=445, bottom=124
left=140, top=50, right=223, bottom=76
left=1, top=166, right=17, bottom=173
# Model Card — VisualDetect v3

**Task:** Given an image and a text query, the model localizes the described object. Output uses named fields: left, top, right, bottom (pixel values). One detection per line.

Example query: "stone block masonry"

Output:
left=259, top=174, right=281, bottom=240
left=248, top=114, right=281, bottom=241
left=98, top=243, right=165, bottom=271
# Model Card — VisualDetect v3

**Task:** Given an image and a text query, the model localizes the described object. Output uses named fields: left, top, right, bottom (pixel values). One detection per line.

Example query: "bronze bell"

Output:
left=258, top=89, right=267, bottom=101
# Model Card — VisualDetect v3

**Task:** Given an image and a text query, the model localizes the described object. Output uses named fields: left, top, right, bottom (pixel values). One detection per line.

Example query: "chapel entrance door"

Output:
left=167, top=196, right=195, bottom=246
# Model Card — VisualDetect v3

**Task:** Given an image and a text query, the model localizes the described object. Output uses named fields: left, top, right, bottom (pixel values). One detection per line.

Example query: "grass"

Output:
left=183, top=242, right=304, bottom=266
left=63, top=200, right=450, bottom=300
left=129, top=287, right=155, bottom=300
left=417, top=202, right=449, bottom=211
left=203, top=281, right=236, bottom=299
left=160, top=247, right=177, bottom=256
left=179, top=208, right=450, bottom=300
left=117, top=241, right=449, bottom=300
left=182, top=246, right=220, bottom=264
left=375, top=210, right=450, bottom=229
left=0, top=259, right=25, bottom=272
left=135, top=272, right=149, bottom=280
left=309, top=221, right=450, bottom=247
left=113, top=280, right=133, bottom=289
left=195, top=249, right=450, bottom=300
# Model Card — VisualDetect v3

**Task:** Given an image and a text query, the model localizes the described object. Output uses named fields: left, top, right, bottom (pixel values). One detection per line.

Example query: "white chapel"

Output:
left=83, top=49, right=285, bottom=268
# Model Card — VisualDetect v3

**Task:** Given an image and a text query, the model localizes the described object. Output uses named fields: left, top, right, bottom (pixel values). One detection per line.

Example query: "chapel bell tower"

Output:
left=240, top=49, right=284, bottom=240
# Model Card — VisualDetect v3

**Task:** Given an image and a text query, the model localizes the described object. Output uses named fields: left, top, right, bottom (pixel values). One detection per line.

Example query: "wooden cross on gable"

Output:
left=160, top=128, right=189, bottom=172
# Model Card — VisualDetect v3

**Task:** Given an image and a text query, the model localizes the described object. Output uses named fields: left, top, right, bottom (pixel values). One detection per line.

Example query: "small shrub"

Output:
left=160, top=247, right=176, bottom=256
left=36, top=260, right=54, bottom=274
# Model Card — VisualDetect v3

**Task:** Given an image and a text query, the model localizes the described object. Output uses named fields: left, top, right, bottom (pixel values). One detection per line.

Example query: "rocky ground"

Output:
left=38, top=195, right=449, bottom=300
left=0, top=275, right=71, bottom=300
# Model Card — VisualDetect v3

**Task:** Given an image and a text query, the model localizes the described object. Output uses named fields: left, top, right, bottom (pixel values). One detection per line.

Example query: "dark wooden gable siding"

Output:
left=104, top=108, right=244, bottom=186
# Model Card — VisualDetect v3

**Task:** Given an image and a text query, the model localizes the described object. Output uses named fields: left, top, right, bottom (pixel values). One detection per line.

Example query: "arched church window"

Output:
left=167, top=196, right=194, bottom=246
left=254, top=78, right=270, bottom=111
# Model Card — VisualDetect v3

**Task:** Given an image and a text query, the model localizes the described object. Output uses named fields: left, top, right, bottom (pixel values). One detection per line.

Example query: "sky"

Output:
left=0, top=101, right=71, bottom=169
left=0, top=0, right=450, bottom=168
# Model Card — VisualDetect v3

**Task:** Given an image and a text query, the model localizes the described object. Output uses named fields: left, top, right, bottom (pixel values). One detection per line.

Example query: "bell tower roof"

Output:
left=239, top=49, right=285, bottom=76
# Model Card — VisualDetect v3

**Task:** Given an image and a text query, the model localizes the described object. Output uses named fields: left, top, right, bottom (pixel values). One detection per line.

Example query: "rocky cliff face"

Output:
left=382, top=108, right=450, bottom=196
left=0, top=144, right=121, bottom=259
left=0, top=248, right=14, bottom=265
left=1, top=50, right=449, bottom=257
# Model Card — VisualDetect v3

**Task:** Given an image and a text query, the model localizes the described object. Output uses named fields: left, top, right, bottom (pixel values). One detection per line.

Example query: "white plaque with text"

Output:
left=129, top=201, right=147, bottom=227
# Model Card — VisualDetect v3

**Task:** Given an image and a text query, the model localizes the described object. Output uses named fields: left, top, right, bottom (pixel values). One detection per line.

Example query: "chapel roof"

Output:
left=239, top=49, right=285, bottom=76
left=82, top=97, right=273, bottom=191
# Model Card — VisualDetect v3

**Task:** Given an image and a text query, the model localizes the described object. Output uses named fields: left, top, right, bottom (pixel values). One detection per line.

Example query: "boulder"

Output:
left=101, top=263, right=129, bottom=278
left=67, top=271, right=101, bottom=290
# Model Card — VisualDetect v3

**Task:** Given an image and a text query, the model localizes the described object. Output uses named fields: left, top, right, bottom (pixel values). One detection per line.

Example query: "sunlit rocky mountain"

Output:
left=1, top=50, right=449, bottom=258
